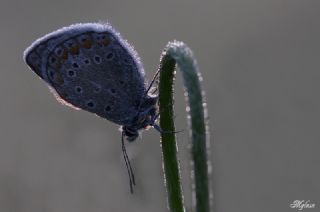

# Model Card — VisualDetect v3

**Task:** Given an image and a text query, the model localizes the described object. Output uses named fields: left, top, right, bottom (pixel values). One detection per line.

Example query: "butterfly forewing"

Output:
left=24, top=23, right=146, bottom=125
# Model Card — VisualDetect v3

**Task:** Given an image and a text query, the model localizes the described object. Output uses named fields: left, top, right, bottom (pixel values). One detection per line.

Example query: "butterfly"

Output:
left=23, top=23, right=161, bottom=193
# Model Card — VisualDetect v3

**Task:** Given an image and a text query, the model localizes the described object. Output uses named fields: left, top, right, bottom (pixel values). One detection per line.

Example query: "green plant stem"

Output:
left=158, top=41, right=210, bottom=212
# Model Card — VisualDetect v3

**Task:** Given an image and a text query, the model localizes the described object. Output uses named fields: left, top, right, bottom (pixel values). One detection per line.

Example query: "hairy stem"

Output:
left=158, top=41, right=210, bottom=212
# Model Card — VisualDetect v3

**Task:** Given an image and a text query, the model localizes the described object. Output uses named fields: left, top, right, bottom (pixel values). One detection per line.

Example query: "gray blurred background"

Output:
left=0, top=0, right=319, bottom=211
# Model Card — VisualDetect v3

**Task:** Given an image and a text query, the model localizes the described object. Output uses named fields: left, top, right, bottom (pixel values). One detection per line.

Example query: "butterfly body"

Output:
left=24, top=23, right=158, bottom=141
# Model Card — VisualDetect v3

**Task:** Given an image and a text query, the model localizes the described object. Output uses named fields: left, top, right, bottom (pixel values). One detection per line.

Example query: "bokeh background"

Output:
left=1, top=0, right=319, bottom=211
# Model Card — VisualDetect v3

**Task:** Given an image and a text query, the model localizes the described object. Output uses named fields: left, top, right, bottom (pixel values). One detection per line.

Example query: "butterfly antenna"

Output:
left=121, top=132, right=136, bottom=193
left=138, top=69, right=160, bottom=110
left=145, top=69, right=160, bottom=95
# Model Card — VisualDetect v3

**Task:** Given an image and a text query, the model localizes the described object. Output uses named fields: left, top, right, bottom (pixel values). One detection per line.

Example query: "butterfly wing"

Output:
left=24, top=23, right=146, bottom=126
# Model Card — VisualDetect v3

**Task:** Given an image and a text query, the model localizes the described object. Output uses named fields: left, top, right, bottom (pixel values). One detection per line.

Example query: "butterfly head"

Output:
left=122, top=95, right=158, bottom=142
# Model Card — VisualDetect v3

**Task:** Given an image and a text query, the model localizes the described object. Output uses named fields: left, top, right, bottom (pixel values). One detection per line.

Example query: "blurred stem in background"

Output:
left=158, top=41, right=211, bottom=212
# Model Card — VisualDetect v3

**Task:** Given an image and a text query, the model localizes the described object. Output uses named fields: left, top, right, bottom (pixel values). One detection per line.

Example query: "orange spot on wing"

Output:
left=82, top=39, right=92, bottom=49
left=69, top=46, right=79, bottom=55
left=101, top=37, right=111, bottom=46
left=61, top=49, right=68, bottom=60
